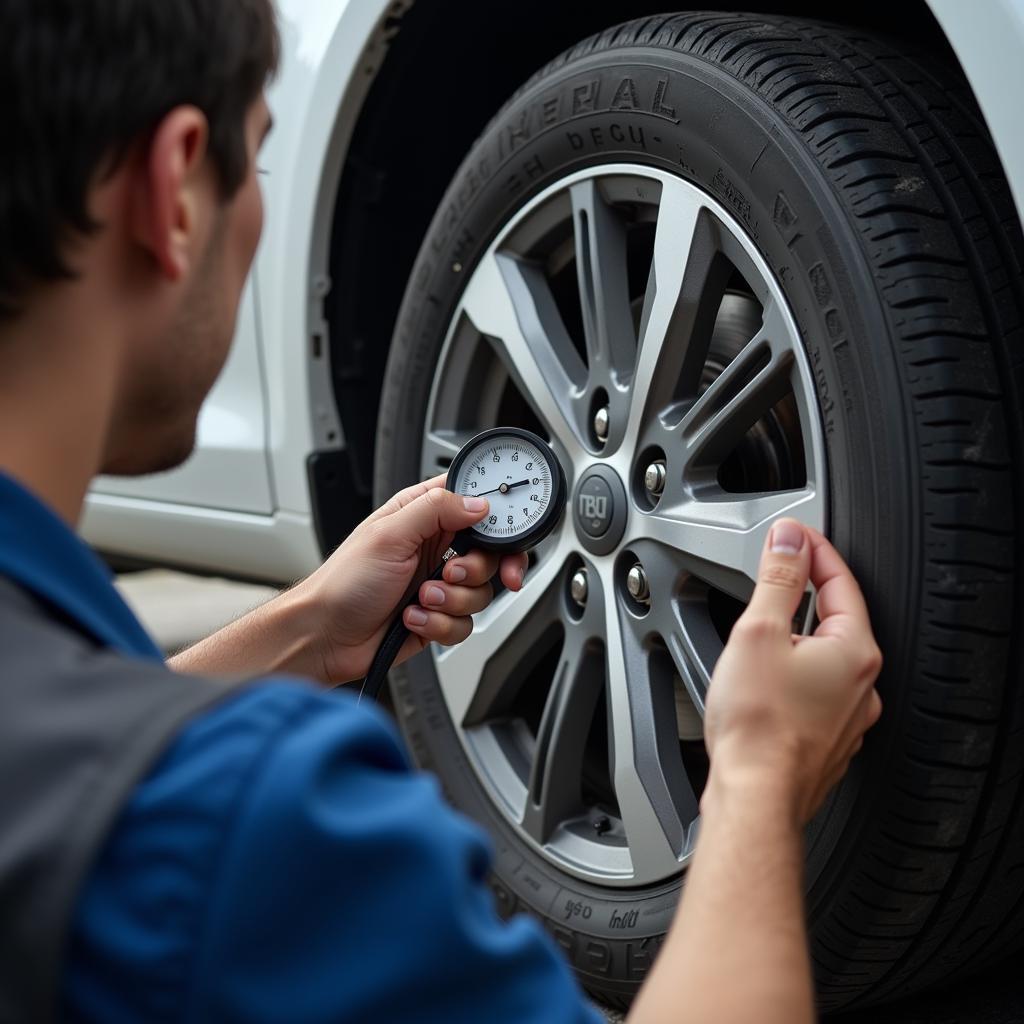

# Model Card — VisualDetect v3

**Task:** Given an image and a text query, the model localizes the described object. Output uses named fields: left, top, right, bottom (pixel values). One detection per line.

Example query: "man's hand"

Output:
left=628, top=521, right=882, bottom=1024
left=297, top=475, right=528, bottom=685
left=703, top=518, right=883, bottom=825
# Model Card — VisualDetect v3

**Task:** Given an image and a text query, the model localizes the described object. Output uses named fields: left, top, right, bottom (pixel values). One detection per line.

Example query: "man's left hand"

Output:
left=295, top=475, right=528, bottom=685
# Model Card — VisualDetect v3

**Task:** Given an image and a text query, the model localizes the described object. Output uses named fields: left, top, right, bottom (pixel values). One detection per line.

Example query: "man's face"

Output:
left=102, top=97, right=272, bottom=476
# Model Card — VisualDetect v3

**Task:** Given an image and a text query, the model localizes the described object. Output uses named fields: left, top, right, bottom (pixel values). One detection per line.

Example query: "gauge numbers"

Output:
left=454, top=438, right=552, bottom=540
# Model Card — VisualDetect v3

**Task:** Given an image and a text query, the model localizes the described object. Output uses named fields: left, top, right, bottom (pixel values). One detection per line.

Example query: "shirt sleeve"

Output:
left=63, top=680, right=603, bottom=1024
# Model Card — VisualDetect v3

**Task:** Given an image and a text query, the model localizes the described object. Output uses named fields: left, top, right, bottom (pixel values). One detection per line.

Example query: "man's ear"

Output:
left=130, top=105, right=212, bottom=282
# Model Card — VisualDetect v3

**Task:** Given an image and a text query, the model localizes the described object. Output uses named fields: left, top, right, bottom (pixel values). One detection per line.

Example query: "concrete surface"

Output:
left=115, top=569, right=278, bottom=653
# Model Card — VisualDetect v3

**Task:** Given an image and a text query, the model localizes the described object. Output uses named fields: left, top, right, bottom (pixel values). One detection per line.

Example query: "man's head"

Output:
left=0, top=1, right=279, bottom=475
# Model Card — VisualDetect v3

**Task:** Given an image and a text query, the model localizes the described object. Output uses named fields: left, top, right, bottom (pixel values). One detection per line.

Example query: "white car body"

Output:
left=81, top=0, right=1024, bottom=583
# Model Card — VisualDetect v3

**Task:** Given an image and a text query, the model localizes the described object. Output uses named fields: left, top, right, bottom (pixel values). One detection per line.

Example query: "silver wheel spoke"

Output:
left=434, top=536, right=572, bottom=727
left=641, top=486, right=822, bottom=603
left=665, top=616, right=715, bottom=716
left=460, top=252, right=588, bottom=462
left=625, top=183, right=732, bottom=448
left=421, top=428, right=478, bottom=478
left=602, top=567, right=692, bottom=878
left=677, top=300, right=794, bottom=468
left=522, top=626, right=604, bottom=845
left=570, top=180, right=636, bottom=383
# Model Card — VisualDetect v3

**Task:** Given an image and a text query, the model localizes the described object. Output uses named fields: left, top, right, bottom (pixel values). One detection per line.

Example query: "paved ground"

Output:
left=123, top=570, right=1023, bottom=1023
left=115, top=569, right=278, bottom=653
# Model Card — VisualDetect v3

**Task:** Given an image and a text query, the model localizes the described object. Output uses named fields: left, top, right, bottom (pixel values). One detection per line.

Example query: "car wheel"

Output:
left=375, top=13, right=1024, bottom=1012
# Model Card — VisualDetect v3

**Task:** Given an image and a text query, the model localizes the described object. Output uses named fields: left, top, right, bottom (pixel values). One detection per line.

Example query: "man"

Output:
left=0, top=2, right=882, bottom=1022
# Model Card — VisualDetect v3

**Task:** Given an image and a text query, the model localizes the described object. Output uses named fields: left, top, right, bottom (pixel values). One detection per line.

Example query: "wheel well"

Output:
left=322, top=0, right=950, bottom=544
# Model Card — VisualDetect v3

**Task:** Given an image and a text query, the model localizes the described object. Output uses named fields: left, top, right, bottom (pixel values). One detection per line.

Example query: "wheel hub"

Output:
left=573, top=465, right=627, bottom=554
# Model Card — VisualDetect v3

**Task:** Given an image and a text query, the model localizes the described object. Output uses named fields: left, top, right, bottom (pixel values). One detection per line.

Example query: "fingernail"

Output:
left=770, top=520, right=804, bottom=555
left=518, top=567, right=525, bottom=586
left=407, top=607, right=428, bottom=626
left=447, top=564, right=467, bottom=583
left=463, top=496, right=487, bottom=512
left=424, top=585, right=445, bottom=606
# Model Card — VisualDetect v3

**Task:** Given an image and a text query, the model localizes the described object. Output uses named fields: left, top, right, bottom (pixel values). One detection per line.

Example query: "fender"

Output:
left=258, top=0, right=413, bottom=516
left=927, top=0, right=1024, bottom=221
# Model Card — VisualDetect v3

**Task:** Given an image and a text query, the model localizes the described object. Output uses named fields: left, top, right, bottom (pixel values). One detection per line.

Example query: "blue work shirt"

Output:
left=0, top=473, right=600, bottom=1023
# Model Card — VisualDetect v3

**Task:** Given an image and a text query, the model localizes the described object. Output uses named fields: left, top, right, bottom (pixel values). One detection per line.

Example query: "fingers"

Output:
left=403, top=550, right=528, bottom=652
left=388, top=487, right=489, bottom=547
left=804, top=527, right=873, bottom=640
left=406, top=549, right=526, bottom=653
left=374, top=481, right=529, bottom=594
left=418, top=578, right=493, bottom=617
left=800, top=682, right=882, bottom=818
left=402, top=605, right=474, bottom=647
left=443, top=549, right=497, bottom=586
left=866, top=687, right=883, bottom=728
left=833, top=684, right=883, bottom=752
left=741, top=519, right=813, bottom=630
left=369, top=474, right=448, bottom=523
left=784, top=527, right=881, bottom=683
left=499, top=552, right=528, bottom=591
left=443, top=550, right=528, bottom=591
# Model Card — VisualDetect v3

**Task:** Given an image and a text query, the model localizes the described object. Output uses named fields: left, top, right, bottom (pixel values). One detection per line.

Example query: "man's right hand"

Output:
left=703, top=518, right=883, bottom=826
left=629, top=520, right=882, bottom=1024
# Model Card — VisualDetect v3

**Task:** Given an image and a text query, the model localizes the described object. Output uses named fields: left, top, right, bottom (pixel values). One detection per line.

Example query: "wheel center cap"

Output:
left=573, top=465, right=627, bottom=555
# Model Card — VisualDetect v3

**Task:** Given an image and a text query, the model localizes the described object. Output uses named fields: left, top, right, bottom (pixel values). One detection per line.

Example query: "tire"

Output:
left=375, top=12, right=1024, bottom=1012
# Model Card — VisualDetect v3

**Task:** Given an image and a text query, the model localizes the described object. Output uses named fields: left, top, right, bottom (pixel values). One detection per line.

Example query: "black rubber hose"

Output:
left=357, top=535, right=471, bottom=703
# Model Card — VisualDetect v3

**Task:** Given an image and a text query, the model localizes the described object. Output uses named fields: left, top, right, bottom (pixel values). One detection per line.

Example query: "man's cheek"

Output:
left=240, top=180, right=264, bottom=264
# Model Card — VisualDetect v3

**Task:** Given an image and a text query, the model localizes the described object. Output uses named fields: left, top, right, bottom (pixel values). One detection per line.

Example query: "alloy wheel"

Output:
left=420, top=165, right=826, bottom=886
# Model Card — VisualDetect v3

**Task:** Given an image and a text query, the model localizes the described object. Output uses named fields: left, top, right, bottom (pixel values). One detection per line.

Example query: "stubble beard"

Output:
left=102, top=222, right=233, bottom=477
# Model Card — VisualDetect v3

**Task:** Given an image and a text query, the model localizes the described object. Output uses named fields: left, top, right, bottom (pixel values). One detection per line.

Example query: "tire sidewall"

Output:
left=376, top=45, right=916, bottom=995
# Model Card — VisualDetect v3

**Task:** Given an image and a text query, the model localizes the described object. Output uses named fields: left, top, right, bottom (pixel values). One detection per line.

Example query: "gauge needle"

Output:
left=467, top=479, right=530, bottom=497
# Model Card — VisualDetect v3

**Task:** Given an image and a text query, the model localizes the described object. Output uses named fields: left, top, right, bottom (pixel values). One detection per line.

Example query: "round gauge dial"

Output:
left=446, top=428, right=566, bottom=553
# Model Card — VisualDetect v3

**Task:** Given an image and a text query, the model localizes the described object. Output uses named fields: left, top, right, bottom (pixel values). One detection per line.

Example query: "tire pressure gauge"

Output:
left=358, top=427, right=566, bottom=702
left=445, top=427, right=567, bottom=553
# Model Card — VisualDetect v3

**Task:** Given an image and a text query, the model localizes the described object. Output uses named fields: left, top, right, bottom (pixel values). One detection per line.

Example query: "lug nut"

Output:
left=626, top=563, right=650, bottom=604
left=593, top=405, right=609, bottom=443
left=570, top=568, right=589, bottom=607
left=644, top=460, right=666, bottom=496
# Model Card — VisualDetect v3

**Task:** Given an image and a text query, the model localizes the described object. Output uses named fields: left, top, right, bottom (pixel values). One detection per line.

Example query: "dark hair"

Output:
left=0, top=0, right=280, bottom=317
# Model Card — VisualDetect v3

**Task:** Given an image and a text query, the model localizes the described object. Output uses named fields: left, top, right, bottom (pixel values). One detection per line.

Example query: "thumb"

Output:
left=388, top=487, right=489, bottom=548
left=743, top=518, right=812, bottom=626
